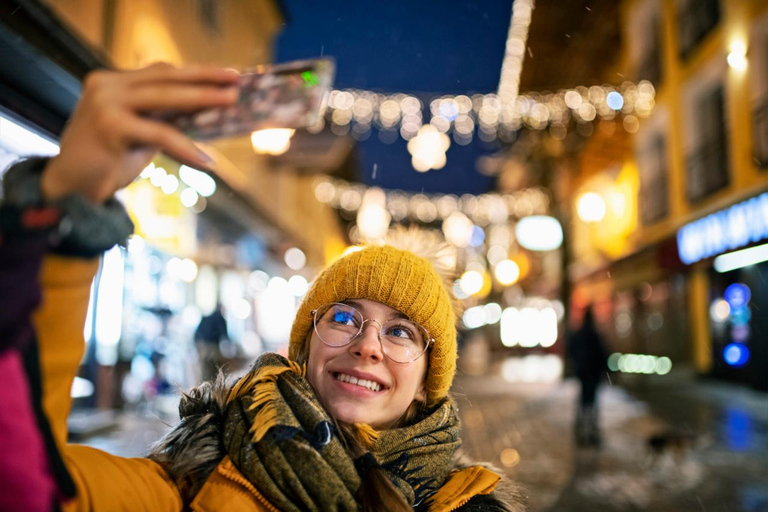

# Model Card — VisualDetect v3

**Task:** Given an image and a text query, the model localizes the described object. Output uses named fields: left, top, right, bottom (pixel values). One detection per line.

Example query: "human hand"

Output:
left=41, top=63, right=240, bottom=203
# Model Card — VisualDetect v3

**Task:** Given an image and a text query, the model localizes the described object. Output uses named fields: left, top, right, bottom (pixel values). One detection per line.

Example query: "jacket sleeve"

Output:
left=33, top=255, right=183, bottom=512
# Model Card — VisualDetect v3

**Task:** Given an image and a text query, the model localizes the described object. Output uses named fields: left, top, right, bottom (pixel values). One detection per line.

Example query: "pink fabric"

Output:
left=0, top=349, right=56, bottom=512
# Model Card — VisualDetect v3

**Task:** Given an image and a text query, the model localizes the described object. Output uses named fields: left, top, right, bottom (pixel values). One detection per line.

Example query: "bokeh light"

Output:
left=284, top=247, right=306, bottom=270
left=500, top=448, right=521, bottom=467
left=250, top=128, right=295, bottom=155
left=577, top=192, right=607, bottom=222
left=724, top=344, right=749, bottom=367
left=494, top=259, right=521, bottom=286
left=459, top=270, right=484, bottom=295
left=515, top=216, right=563, bottom=251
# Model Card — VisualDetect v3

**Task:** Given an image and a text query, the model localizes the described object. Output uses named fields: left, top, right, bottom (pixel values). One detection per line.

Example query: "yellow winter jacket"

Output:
left=34, top=255, right=502, bottom=512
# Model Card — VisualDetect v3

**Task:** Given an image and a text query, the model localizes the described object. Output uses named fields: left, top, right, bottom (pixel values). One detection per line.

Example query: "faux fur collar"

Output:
left=148, top=372, right=527, bottom=511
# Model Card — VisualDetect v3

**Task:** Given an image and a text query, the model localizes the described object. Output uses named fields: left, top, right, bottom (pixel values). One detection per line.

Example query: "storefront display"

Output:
left=677, top=191, right=768, bottom=390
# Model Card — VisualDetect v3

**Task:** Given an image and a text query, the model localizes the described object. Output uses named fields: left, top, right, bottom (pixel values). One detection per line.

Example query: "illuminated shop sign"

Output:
left=677, top=192, right=768, bottom=265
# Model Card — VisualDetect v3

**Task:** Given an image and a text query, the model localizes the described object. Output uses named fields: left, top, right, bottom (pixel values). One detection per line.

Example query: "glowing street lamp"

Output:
left=577, top=192, right=606, bottom=223
left=727, top=41, right=747, bottom=71
left=251, top=128, right=295, bottom=155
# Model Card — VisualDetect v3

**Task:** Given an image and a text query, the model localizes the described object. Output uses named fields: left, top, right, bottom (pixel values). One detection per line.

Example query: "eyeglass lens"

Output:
left=314, top=303, right=429, bottom=363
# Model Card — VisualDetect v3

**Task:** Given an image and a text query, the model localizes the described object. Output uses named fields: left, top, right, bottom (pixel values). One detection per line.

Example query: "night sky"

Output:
left=275, top=0, right=514, bottom=195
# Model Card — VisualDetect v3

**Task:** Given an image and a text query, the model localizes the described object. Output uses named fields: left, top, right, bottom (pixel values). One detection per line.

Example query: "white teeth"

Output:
left=335, top=373, right=382, bottom=392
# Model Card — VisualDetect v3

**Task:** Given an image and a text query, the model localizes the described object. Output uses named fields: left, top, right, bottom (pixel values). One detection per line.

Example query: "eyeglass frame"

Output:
left=310, top=302, right=434, bottom=364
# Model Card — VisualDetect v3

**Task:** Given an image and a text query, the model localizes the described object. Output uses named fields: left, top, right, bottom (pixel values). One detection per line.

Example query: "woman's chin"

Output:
left=327, top=403, right=370, bottom=425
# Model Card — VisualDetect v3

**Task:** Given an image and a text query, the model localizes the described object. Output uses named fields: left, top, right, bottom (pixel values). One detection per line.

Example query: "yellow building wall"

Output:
left=636, top=0, right=768, bottom=235
left=43, top=0, right=282, bottom=68
left=108, top=0, right=282, bottom=69
left=573, top=0, right=768, bottom=372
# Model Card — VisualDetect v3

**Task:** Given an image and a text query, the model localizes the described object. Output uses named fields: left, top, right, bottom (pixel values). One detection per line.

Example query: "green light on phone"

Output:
left=302, top=71, right=319, bottom=87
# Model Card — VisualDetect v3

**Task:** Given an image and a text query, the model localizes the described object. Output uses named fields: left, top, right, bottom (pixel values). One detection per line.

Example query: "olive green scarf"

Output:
left=223, top=353, right=461, bottom=511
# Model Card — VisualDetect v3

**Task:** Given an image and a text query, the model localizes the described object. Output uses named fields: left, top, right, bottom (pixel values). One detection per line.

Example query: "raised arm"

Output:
left=3, top=62, right=240, bottom=511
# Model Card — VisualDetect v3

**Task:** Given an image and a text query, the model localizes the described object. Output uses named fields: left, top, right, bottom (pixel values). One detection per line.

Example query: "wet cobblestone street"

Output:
left=454, top=369, right=768, bottom=512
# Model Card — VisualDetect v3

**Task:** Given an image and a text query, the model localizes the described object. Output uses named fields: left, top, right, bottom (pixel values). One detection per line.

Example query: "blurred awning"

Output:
left=0, top=0, right=108, bottom=136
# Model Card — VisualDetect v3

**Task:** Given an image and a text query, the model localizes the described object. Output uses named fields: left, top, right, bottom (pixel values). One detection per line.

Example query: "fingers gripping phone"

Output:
left=168, top=58, right=335, bottom=141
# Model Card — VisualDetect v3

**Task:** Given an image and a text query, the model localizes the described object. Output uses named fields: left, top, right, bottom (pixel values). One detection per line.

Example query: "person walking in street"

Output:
left=194, top=303, right=229, bottom=382
left=568, top=305, right=609, bottom=447
left=0, top=63, right=526, bottom=511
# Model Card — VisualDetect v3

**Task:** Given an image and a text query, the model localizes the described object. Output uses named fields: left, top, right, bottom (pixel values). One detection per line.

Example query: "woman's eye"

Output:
left=389, top=325, right=415, bottom=340
left=332, top=311, right=356, bottom=325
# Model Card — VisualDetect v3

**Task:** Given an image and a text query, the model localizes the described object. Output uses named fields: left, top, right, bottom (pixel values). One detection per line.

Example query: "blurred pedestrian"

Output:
left=194, top=303, right=229, bottom=382
left=568, top=305, right=609, bottom=447
left=0, top=63, right=527, bottom=511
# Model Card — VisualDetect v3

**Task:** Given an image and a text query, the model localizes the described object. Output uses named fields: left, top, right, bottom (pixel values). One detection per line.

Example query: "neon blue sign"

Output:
left=724, top=343, right=749, bottom=367
left=677, top=192, right=768, bottom=264
left=724, top=283, right=751, bottom=309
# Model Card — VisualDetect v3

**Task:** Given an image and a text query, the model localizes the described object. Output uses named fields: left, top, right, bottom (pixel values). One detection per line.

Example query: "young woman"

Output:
left=1, top=63, right=526, bottom=511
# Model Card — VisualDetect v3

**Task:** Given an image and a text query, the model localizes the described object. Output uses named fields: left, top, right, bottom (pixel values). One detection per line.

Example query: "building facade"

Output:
left=569, top=0, right=768, bottom=390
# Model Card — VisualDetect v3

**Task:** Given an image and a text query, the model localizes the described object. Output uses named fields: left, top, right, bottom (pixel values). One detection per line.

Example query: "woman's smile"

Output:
left=331, top=369, right=388, bottom=393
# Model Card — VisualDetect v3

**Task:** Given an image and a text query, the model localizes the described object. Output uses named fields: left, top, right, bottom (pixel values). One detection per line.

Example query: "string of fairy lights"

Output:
left=313, top=177, right=550, bottom=226
left=497, top=0, right=534, bottom=105
left=317, top=80, right=656, bottom=147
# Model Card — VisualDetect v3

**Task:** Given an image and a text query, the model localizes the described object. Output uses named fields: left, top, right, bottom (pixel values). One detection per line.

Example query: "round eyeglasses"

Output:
left=311, top=302, right=433, bottom=364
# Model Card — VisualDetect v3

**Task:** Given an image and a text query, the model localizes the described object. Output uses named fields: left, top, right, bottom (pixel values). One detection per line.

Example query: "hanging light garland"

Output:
left=497, top=0, right=534, bottom=106
left=313, top=176, right=550, bottom=225
left=320, top=80, right=656, bottom=146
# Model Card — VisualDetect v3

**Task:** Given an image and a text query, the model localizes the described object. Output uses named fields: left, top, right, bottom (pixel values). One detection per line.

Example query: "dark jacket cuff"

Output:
left=1, top=157, right=134, bottom=258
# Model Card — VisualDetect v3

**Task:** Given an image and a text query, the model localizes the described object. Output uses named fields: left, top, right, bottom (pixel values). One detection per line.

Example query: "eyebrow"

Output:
left=343, top=299, right=409, bottom=321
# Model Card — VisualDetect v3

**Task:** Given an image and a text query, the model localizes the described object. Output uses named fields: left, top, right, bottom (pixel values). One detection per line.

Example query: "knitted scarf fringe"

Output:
left=354, top=422, right=380, bottom=449
left=226, top=360, right=306, bottom=443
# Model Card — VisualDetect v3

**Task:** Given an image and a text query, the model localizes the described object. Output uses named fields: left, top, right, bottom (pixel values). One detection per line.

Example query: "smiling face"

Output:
left=305, top=298, right=428, bottom=429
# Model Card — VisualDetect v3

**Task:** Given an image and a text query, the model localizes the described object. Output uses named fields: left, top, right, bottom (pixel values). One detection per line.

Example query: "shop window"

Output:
left=709, top=265, right=768, bottom=391
left=751, top=19, right=768, bottom=169
left=628, top=0, right=663, bottom=87
left=755, top=98, right=768, bottom=169
left=638, top=134, right=669, bottom=225
left=677, top=0, right=720, bottom=60
left=686, top=84, right=730, bottom=202
left=197, top=0, right=221, bottom=35
left=638, top=15, right=663, bottom=86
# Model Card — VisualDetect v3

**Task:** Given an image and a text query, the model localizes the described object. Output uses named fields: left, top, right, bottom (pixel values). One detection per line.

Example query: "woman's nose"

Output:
left=351, top=321, right=384, bottom=361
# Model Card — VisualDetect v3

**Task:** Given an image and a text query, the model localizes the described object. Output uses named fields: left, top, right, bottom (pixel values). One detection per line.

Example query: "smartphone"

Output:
left=168, top=57, right=335, bottom=141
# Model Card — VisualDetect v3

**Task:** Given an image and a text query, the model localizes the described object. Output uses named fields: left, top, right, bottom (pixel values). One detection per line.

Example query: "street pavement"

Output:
left=74, top=360, right=768, bottom=512
left=453, top=364, right=768, bottom=512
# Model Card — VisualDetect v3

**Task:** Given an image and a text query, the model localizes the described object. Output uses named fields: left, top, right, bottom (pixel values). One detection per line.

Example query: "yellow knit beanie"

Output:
left=289, top=243, right=457, bottom=406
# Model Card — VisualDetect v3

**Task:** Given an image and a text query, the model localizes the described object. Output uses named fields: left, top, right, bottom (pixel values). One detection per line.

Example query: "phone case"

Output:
left=169, top=57, right=335, bottom=141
